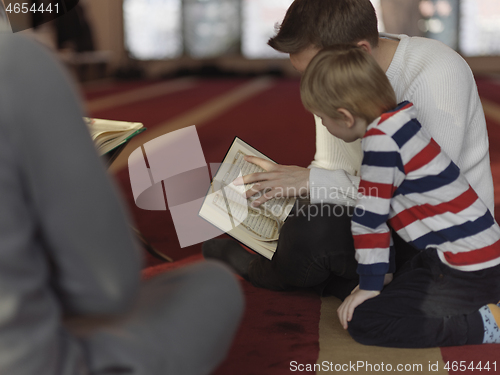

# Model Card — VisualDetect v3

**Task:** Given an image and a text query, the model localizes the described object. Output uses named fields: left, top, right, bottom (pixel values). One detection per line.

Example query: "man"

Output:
left=204, top=0, right=493, bottom=299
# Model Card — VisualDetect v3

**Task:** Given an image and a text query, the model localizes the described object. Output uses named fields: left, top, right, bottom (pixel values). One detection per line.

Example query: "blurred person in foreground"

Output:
left=0, top=19, right=243, bottom=375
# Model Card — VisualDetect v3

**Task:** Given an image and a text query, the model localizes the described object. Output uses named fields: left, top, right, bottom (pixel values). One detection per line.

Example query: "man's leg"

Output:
left=392, top=228, right=420, bottom=271
left=204, top=203, right=359, bottom=298
left=80, top=261, right=244, bottom=375
left=347, top=249, right=500, bottom=348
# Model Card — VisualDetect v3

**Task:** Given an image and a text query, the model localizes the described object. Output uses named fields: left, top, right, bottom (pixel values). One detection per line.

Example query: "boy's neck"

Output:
left=371, top=37, right=400, bottom=73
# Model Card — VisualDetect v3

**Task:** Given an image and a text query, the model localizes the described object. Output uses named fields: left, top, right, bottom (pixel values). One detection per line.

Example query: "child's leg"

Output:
left=347, top=248, right=500, bottom=348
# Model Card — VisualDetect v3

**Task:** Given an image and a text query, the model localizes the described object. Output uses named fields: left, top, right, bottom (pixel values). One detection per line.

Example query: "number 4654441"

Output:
left=6, top=2, right=60, bottom=14
left=444, top=361, right=497, bottom=372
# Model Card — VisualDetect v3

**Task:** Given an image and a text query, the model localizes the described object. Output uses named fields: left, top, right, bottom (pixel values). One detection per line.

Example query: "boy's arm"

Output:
left=352, top=134, right=404, bottom=291
left=338, top=133, right=404, bottom=328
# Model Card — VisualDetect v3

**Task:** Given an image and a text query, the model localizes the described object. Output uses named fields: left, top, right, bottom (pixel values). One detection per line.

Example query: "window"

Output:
left=241, top=0, right=292, bottom=59
left=460, top=0, right=500, bottom=56
left=184, top=0, right=240, bottom=58
left=123, top=0, right=182, bottom=59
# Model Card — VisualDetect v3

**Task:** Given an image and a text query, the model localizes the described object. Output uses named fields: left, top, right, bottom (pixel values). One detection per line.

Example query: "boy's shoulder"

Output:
left=368, top=101, right=419, bottom=140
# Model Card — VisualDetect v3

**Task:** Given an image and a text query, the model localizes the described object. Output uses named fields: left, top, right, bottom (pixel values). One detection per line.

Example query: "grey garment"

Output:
left=0, top=29, right=243, bottom=375
left=81, top=261, right=244, bottom=375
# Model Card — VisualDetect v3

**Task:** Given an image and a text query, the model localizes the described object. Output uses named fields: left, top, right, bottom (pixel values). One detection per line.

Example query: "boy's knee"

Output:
left=347, top=316, right=380, bottom=346
left=347, top=313, right=366, bottom=343
left=346, top=304, right=388, bottom=346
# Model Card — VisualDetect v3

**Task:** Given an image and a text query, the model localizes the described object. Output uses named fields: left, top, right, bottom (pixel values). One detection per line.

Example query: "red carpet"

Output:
left=84, top=75, right=500, bottom=374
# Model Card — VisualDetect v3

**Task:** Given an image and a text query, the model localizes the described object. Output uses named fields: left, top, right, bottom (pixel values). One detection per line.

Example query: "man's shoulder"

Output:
left=390, top=35, right=474, bottom=92
left=402, top=36, right=468, bottom=69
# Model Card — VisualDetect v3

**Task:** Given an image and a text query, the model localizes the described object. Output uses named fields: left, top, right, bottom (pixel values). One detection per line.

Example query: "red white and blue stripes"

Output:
left=353, top=101, right=500, bottom=291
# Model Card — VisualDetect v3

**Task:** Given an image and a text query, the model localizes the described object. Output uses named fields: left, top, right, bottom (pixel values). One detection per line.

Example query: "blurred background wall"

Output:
left=7, top=0, right=500, bottom=81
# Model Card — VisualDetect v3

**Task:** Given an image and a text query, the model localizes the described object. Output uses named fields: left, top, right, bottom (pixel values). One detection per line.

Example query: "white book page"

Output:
left=84, top=118, right=143, bottom=141
left=199, top=138, right=296, bottom=259
left=212, top=138, right=296, bottom=221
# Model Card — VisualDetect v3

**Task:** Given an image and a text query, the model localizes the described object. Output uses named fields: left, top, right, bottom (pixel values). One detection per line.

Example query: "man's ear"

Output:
left=337, top=108, right=355, bottom=128
left=356, top=40, right=372, bottom=54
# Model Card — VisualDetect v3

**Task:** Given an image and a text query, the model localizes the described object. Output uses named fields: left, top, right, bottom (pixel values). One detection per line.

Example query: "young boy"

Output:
left=300, top=44, right=500, bottom=348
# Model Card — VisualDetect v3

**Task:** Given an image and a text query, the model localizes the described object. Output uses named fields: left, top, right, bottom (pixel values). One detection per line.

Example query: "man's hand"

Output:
left=234, top=156, right=310, bottom=207
left=337, top=288, right=380, bottom=330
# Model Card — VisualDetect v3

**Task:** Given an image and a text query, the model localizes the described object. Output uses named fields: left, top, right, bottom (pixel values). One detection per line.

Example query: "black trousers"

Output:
left=348, top=248, right=500, bottom=348
left=247, top=203, right=418, bottom=300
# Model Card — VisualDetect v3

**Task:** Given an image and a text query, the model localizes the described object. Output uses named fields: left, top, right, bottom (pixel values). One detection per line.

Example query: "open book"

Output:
left=84, top=117, right=146, bottom=156
left=199, top=138, right=296, bottom=259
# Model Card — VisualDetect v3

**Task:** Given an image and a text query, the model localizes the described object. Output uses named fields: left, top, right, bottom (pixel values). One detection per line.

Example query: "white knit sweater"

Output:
left=309, top=33, right=495, bottom=214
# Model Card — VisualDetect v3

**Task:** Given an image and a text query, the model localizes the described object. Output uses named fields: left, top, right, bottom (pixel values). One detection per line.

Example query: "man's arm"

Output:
left=239, top=115, right=364, bottom=206
left=236, top=156, right=310, bottom=206
left=3, top=34, right=141, bottom=316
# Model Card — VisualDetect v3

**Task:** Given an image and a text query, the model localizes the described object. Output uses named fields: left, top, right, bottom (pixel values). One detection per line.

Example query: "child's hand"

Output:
left=337, top=288, right=380, bottom=329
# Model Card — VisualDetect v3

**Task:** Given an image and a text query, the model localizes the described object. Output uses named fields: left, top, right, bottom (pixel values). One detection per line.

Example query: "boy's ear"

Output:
left=356, top=40, right=372, bottom=54
left=337, top=108, right=355, bottom=128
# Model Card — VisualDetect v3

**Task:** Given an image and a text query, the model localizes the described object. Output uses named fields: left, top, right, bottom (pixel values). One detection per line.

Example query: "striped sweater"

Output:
left=352, top=101, right=500, bottom=291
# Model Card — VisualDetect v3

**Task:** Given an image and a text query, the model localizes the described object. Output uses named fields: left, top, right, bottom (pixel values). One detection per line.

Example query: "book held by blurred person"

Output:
left=85, top=117, right=146, bottom=156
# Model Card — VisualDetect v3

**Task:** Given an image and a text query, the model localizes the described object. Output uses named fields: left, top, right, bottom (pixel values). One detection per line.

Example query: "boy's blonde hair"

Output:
left=300, top=45, right=397, bottom=124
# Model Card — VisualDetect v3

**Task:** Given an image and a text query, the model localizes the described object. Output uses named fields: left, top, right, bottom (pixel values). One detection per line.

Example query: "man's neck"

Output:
left=371, top=37, right=400, bottom=73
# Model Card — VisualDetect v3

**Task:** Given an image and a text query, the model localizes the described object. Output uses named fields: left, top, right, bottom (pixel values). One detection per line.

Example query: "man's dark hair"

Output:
left=268, top=0, right=379, bottom=54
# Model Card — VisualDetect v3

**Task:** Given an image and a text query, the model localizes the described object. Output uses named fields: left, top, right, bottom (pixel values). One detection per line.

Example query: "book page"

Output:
left=85, top=117, right=143, bottom=137
left=199, top=183, right=277, bottom=259
left=213, top=138, right=296, bottom=222
left=84, top=118, right=145, bottom=155
left=199, top=137, right=296, bottom=259
left=212, top=188, right=280, bottom=241
left=222, top=150, right=293, bottom=221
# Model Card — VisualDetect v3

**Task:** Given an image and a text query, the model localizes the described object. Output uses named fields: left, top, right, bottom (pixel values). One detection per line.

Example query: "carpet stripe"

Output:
left=81, top=78, right=134, bottom=96
left=109, top=77, right=276, bottom=173
left=316, top=297, right=447, bottom=374
left=86, top=77, right=198, bottom=112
